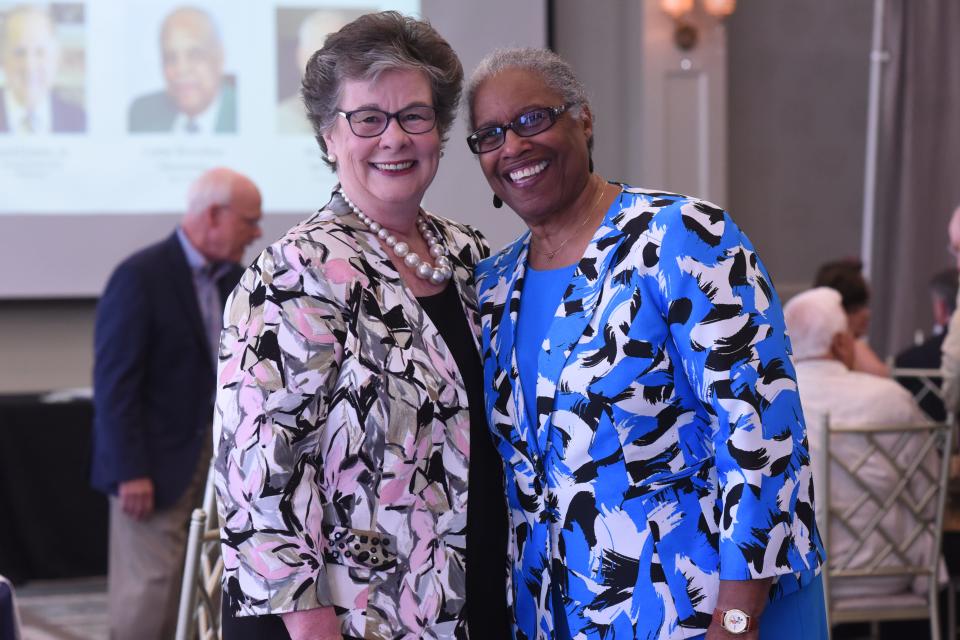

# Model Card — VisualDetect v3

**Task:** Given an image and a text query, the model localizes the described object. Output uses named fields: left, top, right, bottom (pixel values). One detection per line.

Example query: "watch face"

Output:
left=723, top=609, right=749, bottom=634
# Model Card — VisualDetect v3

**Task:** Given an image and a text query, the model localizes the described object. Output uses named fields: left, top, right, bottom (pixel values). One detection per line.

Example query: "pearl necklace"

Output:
left=338, top=189, right=453, bottom=284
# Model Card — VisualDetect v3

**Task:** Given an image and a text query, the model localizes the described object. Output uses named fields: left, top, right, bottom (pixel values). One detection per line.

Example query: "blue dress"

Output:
left=476, top=185, right=826, bottom=639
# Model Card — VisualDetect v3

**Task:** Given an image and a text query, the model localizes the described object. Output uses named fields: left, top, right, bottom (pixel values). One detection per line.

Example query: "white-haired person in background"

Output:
left=940, top=204, right=960, bottom=414
left=784, top=287, right=943, bottom=601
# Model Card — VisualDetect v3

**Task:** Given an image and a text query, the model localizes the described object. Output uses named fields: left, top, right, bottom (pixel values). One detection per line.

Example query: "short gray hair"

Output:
left=301, top=11, right=463, bottom=170
left=783, top=287, right=849, bottom=361
left=465, top=47, right=593, bottom=151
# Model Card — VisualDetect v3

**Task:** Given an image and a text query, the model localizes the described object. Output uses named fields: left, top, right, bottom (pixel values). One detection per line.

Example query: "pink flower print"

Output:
left=398, top=577, right=440, bottom=636
left=249, top=538, right=316, bottom=581
left=218, top=351, right=240, bottom=386
left=281, top=244, right=307, bottom=272
left=449, top=418, right=470, bottom=457
left=323, top=258, right=368, bottom=286
left=353, top=586, right=369, bottom=610
left=407, top=508, right=441, bottom=571
left=289, top=306, right=339, bottom=344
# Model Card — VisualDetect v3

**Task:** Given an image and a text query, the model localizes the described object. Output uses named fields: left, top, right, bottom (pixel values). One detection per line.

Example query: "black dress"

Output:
left=418, top=283, right=512, bottom=638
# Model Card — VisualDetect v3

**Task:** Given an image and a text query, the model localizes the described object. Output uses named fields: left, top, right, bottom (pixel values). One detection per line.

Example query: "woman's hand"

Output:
left=281, top=607, right=342, bottom=640
left=118, top=477, right=154, bottom=520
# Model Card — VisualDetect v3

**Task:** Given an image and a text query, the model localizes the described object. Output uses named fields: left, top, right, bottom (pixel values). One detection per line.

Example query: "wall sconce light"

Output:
left=660, top=0, right=736, bottom=51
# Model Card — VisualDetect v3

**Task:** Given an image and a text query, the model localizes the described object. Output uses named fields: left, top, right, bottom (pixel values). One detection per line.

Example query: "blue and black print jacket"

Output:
left=476, top=185, right=824, bottom=640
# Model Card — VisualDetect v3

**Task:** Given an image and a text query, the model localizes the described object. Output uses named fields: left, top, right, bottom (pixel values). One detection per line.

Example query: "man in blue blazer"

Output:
left=91, top=167, right=262, bottom=640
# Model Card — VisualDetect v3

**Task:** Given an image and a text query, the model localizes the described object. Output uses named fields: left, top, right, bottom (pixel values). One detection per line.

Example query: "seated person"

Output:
left=895, top=268, right=958, bottom=421
left=784, top=287, right=942, bottom=598
left=814, top=257, right=890, bottom=376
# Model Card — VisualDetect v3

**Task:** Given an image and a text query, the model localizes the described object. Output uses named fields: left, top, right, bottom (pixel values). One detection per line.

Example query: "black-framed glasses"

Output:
left=466, top=104, right=570, bottom=154
left=337, top=105, right=437, bottom=137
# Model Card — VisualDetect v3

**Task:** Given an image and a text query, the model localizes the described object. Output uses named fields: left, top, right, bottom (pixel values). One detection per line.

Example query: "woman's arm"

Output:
left=852, top=338, right=890, bottom=377
left=657, top=202, right=821, bottom=616
left=214, top=245, right=348, bottom=619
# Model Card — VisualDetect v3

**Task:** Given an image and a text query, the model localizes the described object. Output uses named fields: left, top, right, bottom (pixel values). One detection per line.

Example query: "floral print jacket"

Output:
left=213, top=194, right=489, bottom=639
left=476, top=185, right=824, bottom=640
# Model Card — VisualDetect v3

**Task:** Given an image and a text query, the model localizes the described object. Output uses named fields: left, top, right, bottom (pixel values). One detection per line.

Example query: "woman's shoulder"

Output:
left=238, top=204, right=371, bottom=297
left=613, top=183, right=748, bottom=257
left=265, top=202, right=366, bottom=260
left=616, top=184, right=728, bottom=229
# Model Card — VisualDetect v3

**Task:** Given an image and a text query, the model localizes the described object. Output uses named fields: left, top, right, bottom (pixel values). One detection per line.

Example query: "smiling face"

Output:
left=470, top=67, right=593, bottom=225
left=160, top=9, right=224, bottom=117
left=323, top=67, right=440, bottom=223
left=1, top=9, right=60, bottom=110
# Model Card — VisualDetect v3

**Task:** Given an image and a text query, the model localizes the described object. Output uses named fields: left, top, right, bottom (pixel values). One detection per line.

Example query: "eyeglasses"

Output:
left=466, top=104, right=570, bottom=154
left=337, top=105, right=437, bottom=137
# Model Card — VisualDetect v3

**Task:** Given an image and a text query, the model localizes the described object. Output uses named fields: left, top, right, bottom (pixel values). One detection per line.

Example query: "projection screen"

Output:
left=0, top=0, right=543, bottom=297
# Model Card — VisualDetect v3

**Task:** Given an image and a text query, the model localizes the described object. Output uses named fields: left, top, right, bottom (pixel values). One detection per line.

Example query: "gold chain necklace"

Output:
left=538, top=182, right=606, bottom=260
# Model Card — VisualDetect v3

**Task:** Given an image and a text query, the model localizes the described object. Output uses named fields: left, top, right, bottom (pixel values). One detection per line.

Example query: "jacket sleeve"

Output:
left=656, top=202, right=820, bottom=581
left=213, top=243, right=348, bottom=616
left=93, top=263, right=151, bottom=484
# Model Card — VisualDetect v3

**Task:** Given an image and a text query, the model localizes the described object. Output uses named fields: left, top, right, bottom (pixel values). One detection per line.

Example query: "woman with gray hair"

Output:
left=467, top=47, right=827, bottom=639
left=214, top=12, right=509, bottom=640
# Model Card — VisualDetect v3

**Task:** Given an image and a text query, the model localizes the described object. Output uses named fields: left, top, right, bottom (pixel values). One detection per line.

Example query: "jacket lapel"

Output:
left=485, top=235, right=545, bottom=461
left=444, top=227, right=483, bottom=354
left=534, top=196, right=628, bottom=457
left=163, top=233, right=212, bottom=367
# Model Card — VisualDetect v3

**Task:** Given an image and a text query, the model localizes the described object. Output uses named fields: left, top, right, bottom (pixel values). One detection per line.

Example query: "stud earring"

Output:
left=326, top=153, right=337, bottom=163
left=493, top=194, right=503, bottom=209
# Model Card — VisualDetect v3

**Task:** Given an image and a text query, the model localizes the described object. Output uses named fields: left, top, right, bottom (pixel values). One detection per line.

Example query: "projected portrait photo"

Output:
left=128, top=5, right=235, bottom=134
left=0, top=2, right=86, bottom=134
left=275, top=7, right=365, bottom=135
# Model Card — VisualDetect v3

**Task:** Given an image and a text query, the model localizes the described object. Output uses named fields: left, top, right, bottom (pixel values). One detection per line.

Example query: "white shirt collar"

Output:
left=4, top=91, right=52, bottom=134
left=171, top=88, right=223, bottom=134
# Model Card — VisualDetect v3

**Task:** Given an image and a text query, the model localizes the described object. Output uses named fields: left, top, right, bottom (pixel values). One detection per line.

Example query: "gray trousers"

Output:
left=107, top=451, right=209, bottom=640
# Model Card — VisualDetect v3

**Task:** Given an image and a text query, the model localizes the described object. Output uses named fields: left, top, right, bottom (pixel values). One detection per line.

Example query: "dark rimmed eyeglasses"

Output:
left=466, top=104, right=570, bottom=154
left=337, top=105, right=438, bottom=137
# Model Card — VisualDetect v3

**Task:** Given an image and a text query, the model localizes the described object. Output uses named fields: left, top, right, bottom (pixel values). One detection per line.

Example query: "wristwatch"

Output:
left=712, top=608, right=754, bottom=634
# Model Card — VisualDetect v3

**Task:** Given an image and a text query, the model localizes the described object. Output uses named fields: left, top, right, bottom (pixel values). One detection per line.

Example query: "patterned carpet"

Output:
left=15, top=577, right=107, bottom=640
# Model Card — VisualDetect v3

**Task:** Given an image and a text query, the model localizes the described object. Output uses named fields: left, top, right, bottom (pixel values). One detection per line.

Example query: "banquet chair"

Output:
left=817, top=417, right=954, bottom=640
left=174, top=461, right=222, bottom=640
left=0, top=575, right=22, bottom=640
left=891, top=366, right=947, bottom=422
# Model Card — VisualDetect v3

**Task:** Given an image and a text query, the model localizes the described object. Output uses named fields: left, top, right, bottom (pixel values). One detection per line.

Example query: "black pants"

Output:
left=221, top=594, right=290, bottom=640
